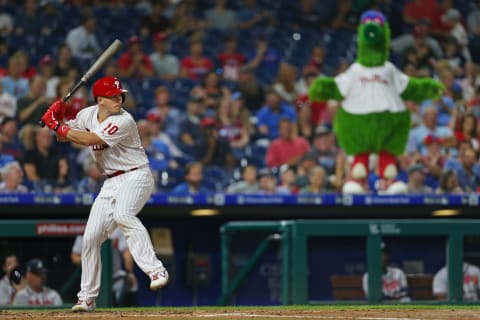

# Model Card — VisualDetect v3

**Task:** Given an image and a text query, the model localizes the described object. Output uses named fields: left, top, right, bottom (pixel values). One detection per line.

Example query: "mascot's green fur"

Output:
left=308, top=10, right=443, bottom=193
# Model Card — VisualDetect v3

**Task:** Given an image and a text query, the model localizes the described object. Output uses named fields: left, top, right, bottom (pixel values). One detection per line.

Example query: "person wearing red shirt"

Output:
left=266, top=118, right=310, bottom=168
left=118, top=35, right=154, bottom=79
left=403, top=0, right=439, bottom=27
left=217, top=34, right=246, bottom=82
left=180, top=39, right=214, bottom=81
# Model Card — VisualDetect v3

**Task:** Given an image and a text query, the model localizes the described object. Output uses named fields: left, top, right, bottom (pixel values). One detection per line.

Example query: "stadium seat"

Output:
left=330, top=275, right=365, bottom=301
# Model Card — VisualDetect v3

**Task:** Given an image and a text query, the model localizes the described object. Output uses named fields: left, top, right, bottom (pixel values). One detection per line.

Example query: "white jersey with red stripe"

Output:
left=67, top=105, right=148, bottom=176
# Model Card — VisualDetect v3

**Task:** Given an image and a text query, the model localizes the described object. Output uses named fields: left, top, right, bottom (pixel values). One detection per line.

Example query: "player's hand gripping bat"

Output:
left=39, top=39, right=122, bottom=127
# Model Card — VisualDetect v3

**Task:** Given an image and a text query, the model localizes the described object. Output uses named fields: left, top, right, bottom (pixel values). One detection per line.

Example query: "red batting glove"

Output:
left=48, top=100, right=65, bottom=121
left=41, top=109, right=70, bottom=138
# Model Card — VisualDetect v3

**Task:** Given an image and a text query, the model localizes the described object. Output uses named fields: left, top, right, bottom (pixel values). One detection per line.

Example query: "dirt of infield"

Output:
left=3, top=307, right=480, bottom=320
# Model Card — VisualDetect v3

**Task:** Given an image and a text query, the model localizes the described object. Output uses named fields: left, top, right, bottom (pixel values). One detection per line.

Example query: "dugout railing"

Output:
left=0, top=219, right=113, bottom=308
left=218, top=219, right=480, bottom=305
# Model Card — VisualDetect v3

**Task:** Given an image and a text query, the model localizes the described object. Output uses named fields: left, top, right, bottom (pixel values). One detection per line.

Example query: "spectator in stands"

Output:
left=179, top=96, right=205, bottom=151
left=72, top=228, right=138, bottom=307
left=13, top=258, right=62, bottom=306
left=401, top=23, right=439, bottom=77
left=442, top=8, right=471, bottom=62
left=138, top=0, right=171, bottom=37
left=195, top=117, right=235, bottom=169
left=256, top=88, right=297, bottom=140
left=0, top=117, right=23, bottom=161
left=217, top=92, right=253, bottom=160
left=236, top=0, right=275, bottom=31
left=402, top=0, right=439, bottom=28
left=407, top=163, right=434, bottom=193
left=257, top=167, right=277, bottom=194
left=145, top=111, right=183, bottom=165
left=244, top=33, right=282, bottom=83
left=451, top=147, right=480, bottom=192
left=204, top=0, right=237, bottom=30
left=467, top=4, right=480, bottom=63
left=433, top=261, right=480, bottom=301
left=16, top=51, right=36, bottom=80
left=299, top=166, right=327, bottom=194
left=293, top=0, right=331, bottom=31
left=295, top=151, right=318, bottom=189
left=0, top=37, right=10, bottom=71
left=0, top=8, right=13, bottom=37
left=56, top=77, right=87, bottom=121
left=65, top=13, right=101, bottom=62
left=217, top=34, right=246, bottom=82
left=23, top=126, right=61, bottom=192
left=0, top=80, right=17, bottom=124
left=266, top=118, right=310, bottom=168
left=17, top=75, right=52, bottom=126
left=180, top=39, right=214, bottom=81
left=330, top=0, right=358, bottom=31
left=0, top=161, right=28, bottom=193
left=276, top=165, right=298, bottom=194
left=0, top=141, right=14, bottom=168
left=272, top=62, right=299, bottom=103
left=237, top=65, right=265, bottom=112
left=149, top=32, right=179, bottom=81
left=311, top=125, right=346, bottom=191
left=14, top=0, right=49, bottom=38
left=415, top=134, right=446, bottom=182
left=118, top=35, right=154, bottom=79
left=441, top=36, right=466, bottom=78
left=407, top=106, right=455, bottom=156
left=37, top=55, right=59, bottom=99
left=171, top=161, right=210, bottom=194
left=191, top=71, right=231, bottom=116
left=460, top=62, right=480, bottom=103
left=77, top=157, right=103, bottom=193
left=171, top=0, right=207, bottom=38
left=0, top=253, right=20, bottom=305
left=452, top=113, right=479, bottom=152
left=53, top=44, right=80, bottom=78
left=51, top=157, right=74, bottom=193
left=363, top=242, right=410, bottom=302
left=436, top=169, right=463, bottom=194
left=2, top=52, right=29, bottom=100
left=226, top=165, right=259, bottom=193
left=147, top=86, right=181, bottom=141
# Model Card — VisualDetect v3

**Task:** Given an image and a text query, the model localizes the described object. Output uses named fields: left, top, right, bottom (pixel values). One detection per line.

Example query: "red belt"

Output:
left=106, top=167, right=139, bottom=179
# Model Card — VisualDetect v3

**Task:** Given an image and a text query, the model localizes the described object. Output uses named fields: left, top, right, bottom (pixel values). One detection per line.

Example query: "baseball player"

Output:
left=13, top=258, right=63, bottom=306
left=71, top=228, right=138, bottom=307
left=40, top=76, right=168, bottom=312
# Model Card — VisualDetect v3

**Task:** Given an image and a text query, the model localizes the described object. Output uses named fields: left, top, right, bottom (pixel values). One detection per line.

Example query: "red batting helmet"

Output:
left=92, top=76, right=127, bottom=102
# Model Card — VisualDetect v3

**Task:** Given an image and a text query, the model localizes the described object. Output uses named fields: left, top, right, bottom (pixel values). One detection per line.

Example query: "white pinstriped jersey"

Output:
left=67, top=106, right=148, bottom=175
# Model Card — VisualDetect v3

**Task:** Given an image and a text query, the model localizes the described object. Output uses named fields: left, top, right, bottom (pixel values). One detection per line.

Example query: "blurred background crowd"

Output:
left=1, top=0, right=480, bottom=195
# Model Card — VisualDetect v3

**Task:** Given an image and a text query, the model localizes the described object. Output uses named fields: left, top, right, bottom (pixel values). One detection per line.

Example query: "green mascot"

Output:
left=308, top=10, right=443, bottom=194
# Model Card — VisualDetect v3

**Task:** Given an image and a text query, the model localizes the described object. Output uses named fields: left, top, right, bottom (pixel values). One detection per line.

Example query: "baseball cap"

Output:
left=408, top=163, right=426, bottom=174
left=146, top=110, right=162, bottom=122
left=314, top=125, right=332, bottom=137
left=424, top=134, right=442, bottom=146
left=26, top=258, right=47, bottom=275
left=128, top=35, right=141, bottom=46
left=200, top=117, right=216, bottom=128
left=39, top=55, right=54, bottom=66
left=442, top=8, right=461, bottom=22
left=153, top=32, right=168, bottom=42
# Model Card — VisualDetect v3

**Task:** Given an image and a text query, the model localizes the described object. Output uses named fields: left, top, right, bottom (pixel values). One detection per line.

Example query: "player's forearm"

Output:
left=65, top=129, right=105, bottom=146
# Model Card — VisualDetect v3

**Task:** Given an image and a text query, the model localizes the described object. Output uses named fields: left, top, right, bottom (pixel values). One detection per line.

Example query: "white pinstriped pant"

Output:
left=77, top=167, right=164, bottom=300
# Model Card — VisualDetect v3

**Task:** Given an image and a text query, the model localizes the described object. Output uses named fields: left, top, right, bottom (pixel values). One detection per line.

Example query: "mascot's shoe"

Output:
left=376, top=179, right=408, bottom=195
left=72, top=299, right=96, bottom=312
left=342, top=179, right=369, bottom=194
left=150, top=268, right=169, bottom=290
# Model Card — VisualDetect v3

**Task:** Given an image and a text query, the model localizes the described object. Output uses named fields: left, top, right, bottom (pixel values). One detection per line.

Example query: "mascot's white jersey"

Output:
left=335, top=61, right=410, bottom=114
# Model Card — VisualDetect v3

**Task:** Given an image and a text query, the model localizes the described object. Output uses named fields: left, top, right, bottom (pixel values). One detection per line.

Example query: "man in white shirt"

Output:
left=65, top=14, right=101, bottom=61
left=433, top=261, right=480, bottom=301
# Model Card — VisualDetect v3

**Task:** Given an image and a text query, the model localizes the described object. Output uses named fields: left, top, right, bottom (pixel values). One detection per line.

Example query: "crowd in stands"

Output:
left=1, top=0, right=480, bottom=194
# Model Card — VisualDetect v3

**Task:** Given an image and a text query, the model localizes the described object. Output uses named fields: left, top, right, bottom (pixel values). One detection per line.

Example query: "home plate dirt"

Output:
left=2, top=308, right=480, bottom=320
